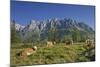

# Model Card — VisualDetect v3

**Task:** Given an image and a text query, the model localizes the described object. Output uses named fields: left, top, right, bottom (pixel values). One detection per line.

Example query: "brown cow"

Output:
left=17, top=46, right=37, bottom=58
left=65, top=40, right=73, bottom=45
left=85, top=39, right=95, bottom=49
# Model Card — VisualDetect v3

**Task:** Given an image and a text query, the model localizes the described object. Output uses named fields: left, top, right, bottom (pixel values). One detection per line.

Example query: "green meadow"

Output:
left=10, top=43, right=95, bottom=66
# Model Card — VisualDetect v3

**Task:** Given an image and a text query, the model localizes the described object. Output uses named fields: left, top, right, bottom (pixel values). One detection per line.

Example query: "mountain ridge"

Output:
left=11, top=18, right=95, bottom=43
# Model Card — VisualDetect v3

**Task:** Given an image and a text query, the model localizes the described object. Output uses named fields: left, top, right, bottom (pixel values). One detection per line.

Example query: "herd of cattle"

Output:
left=17, top=39, right=95, bottom=58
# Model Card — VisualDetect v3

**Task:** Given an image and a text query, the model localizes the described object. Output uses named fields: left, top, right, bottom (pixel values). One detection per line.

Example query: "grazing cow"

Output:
left=47, top=41, right=53, bottom=47
left=53, top=41, right=56, bottom=45
left=65, top=40, right=73, bottom=45
left=85, top=39, right=95, bottom=49
left=17, top=46, right=37, bottom=58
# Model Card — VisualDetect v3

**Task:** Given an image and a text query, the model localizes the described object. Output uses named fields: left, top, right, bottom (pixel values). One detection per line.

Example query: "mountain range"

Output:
left=11, top=18, right=95, bottom=43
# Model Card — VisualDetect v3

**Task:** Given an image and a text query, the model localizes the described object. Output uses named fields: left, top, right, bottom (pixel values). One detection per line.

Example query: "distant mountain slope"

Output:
left=11, top=18, right=95, bottom=43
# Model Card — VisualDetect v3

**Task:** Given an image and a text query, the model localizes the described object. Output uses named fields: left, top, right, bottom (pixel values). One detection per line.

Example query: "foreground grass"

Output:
left=10, top=43, right=95, bottom=66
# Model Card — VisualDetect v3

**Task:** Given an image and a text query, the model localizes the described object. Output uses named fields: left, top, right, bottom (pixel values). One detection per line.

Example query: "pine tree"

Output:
left=11, top=20, right=22, bottom=43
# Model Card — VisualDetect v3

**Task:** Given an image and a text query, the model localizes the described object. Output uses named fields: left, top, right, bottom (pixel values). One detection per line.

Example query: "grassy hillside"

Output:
left=10, top=43, right=95, bottom=66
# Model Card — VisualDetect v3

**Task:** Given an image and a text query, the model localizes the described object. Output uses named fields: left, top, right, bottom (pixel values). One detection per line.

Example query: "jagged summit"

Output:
left=11, top=18, right=94, bottom=42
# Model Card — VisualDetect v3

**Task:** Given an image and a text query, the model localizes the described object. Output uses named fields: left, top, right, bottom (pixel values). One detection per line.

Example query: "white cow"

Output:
left=47, top=41, right=53, bottom=47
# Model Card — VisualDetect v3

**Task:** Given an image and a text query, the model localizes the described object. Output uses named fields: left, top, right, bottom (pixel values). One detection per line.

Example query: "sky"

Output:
left=11, top=1, right=95, bottom=29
